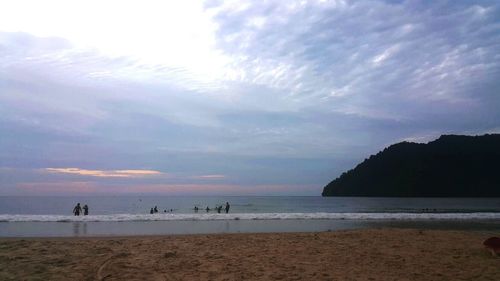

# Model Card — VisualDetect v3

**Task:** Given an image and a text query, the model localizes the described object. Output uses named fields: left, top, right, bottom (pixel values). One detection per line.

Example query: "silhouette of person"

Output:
left=150, top=208, right=154, bottom=214
left=217, top=205, right=222, bottom=213
left=154, top=206, right=158, bottom=213
left=206, top=206, right=210, bottom=212
left=73, top=203, right=82, bottom=216
left=225, top=202, right=230, bottom=214
left=194, top=206, right=199, bottom=213
left=83, top=204, right=89, bottom=216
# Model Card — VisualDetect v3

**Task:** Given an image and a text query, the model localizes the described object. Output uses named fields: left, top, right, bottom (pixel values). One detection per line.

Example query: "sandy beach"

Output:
left=0, top=228, right=498, bottom=281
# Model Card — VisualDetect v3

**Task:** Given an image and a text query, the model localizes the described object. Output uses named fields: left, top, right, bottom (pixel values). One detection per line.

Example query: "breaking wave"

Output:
left=1, top=212, right=500, bottom=222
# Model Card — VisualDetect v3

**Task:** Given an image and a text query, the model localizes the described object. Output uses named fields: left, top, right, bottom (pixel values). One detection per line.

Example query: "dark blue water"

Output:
left=1, top=196, right=499, bottom=215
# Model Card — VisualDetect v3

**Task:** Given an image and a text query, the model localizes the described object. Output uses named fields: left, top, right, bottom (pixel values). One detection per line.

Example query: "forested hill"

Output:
left=322, top=134, right=500, bottom=197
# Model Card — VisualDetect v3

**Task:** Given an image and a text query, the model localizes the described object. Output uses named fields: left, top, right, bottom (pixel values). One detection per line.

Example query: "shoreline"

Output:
left=0, top=227, right=498, bottom=241
left=1, top=218, right=500, bottom=238
left=1, top=228, right=498, bottom=280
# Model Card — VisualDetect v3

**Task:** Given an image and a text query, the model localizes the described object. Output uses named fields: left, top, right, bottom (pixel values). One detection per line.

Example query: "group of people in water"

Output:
left=194, top=202, right=230, bottom=214
left=146, top=202, right=231, bottom=214
left=72, top=202, right=231, bottom=216
left=149, top=206, right=174, bottom=214
left=72, top=203, right=89, bottom=216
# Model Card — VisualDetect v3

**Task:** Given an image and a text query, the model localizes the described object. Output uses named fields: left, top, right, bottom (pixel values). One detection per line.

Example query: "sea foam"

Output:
left=1, top=212, right=500, bottom=222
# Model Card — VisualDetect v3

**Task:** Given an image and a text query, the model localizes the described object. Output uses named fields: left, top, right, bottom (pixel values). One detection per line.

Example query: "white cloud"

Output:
left=0, top=0, right=234, bottom=88
left=45, top=168, right=163, bottom=178
left=372, top=45, right=400, bottom=66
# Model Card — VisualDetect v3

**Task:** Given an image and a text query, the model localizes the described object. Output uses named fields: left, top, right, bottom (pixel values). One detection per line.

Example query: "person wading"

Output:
left=73, top=203, right=82, bottom=216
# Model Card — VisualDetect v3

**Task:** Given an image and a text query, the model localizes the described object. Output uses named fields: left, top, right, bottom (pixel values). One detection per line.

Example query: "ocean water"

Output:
left=1, top=196, right=500, bottom=237
left=1, top=196, right=500, bottom=221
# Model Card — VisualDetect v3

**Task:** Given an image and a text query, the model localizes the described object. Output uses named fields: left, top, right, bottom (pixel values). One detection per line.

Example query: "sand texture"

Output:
left=1, top=228, right=499, bottom=281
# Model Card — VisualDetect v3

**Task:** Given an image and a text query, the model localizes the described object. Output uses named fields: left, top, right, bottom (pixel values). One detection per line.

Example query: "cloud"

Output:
left=45, top=168, right=163, bottom=178
left=1, top=1, right=500, bottom=195
left=209, top=0, right=500, bottom=119
left=194, top=174, right=226, bottom=179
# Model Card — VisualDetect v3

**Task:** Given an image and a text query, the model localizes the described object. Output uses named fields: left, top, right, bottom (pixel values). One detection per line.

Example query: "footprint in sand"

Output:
left=96, top=252, right=130, bottom=280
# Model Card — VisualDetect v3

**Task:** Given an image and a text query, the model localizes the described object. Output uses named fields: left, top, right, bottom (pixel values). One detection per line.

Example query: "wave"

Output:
left=1, top=212, right=500, bottom=222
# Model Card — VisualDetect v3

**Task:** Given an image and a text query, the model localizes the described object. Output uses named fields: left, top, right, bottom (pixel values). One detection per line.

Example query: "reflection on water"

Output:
left=72, top=222, right=87, bottom=236
left=1, top=219, right=500, bottom=237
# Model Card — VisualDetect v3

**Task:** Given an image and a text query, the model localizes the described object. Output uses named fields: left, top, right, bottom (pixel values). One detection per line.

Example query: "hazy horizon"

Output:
left=1, top=0, right=499, bottom=196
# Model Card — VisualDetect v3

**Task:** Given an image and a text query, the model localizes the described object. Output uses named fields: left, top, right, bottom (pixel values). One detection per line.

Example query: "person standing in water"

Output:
left=83, top=204, right=89, bottom=216
left=73, top=203, right=82, bottom=216
left=225, top=202, right=230, bottom=214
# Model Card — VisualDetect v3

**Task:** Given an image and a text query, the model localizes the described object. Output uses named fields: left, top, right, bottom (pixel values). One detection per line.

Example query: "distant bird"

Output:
left=483, top=237, right=500, bottom=256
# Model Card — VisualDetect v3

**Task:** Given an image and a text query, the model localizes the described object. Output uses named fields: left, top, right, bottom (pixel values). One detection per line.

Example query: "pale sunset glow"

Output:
left=195, top=175, right=226, bottom=179
left=45, top=168, right=163, bottom=178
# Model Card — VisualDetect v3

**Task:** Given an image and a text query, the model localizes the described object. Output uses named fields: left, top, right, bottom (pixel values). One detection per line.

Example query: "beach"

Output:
left=1, top=228, right=498, bottom=281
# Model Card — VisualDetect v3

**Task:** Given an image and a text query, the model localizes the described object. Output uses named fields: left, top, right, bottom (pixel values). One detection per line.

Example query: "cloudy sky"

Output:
left=1, top=0, right=499, bottom=195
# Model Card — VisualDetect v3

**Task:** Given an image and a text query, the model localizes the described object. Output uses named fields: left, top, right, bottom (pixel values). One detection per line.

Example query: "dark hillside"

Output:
left=322, top=134, right=500, bottom=197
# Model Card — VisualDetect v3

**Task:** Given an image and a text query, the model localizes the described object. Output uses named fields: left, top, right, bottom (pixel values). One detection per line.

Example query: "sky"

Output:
left=0, top=0, right=499, bottom=196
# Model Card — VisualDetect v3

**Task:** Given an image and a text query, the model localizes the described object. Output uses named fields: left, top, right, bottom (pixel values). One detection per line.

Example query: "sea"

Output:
left=1, top=196, right=499, bottom=237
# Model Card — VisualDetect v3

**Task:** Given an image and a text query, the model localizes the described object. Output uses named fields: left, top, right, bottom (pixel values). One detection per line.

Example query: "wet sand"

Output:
left=2, top=218, right=500, bottom=237
left=0, top=228, right=498, bottom=280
